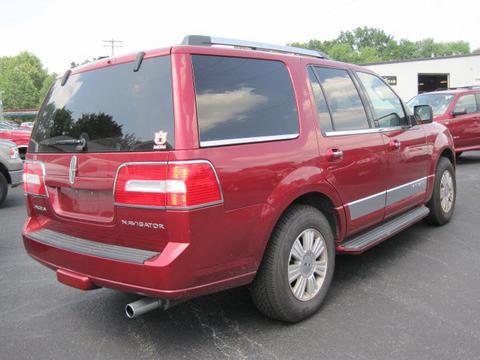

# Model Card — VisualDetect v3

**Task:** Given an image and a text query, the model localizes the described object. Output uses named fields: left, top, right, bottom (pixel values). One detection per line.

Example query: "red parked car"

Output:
left=22, top=36, right=456, bottom=322
left=0, top=121, right=31, bottom=159
left=408, top=87, right=480, bottom=158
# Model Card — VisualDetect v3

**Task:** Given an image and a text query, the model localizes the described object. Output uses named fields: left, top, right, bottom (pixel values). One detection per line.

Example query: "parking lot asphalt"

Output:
left=1, top=152, right=480, bottom=360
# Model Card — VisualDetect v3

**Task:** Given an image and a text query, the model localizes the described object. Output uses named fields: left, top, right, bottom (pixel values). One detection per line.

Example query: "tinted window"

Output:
left=313, top=67, right=369, bottom=131
left=192, top=55, right=298, bottom=145
left=357, top=72, right=407, bottom=127
left=308, top=67, right=333, bottom=133
left=30, top=56, right=174, bottom=153
left=454, top=94, right=477, bottom=114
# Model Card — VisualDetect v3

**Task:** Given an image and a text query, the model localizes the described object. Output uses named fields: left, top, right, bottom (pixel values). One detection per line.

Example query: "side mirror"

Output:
left=414, top=105, right=433, bottom=124
left=452, top=107, right=467, bottom=116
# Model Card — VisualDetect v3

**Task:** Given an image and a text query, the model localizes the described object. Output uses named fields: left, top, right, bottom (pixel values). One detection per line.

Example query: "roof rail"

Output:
left=181, top=35, right=330, bottom=59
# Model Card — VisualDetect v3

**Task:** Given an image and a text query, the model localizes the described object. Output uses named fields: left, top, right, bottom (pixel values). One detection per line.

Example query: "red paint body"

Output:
left=0, top=129, right=30, bottom=147
left=425, top=89, right=480, bottom=153
left=23, top=45, right=455, bottom=299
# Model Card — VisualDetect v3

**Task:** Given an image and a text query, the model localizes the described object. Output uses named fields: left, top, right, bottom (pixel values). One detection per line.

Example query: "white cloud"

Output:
left=196, top=87, right=268, bottom=130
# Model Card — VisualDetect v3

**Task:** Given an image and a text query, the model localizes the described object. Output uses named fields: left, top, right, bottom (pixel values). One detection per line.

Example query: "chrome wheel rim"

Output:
left=440, top=170, right=454, bottom=213
left=288, top=228, right=328, bottom=302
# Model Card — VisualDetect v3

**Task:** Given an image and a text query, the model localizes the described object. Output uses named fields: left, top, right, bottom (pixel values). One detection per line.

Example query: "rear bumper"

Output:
left=9, top=169, right=23, bottom=187
left=23, top=222, right=255, bottom=299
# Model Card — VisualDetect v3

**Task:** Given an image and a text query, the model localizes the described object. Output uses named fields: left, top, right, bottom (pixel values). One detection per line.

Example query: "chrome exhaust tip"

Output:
left=125, top=298, right=166, bottom=319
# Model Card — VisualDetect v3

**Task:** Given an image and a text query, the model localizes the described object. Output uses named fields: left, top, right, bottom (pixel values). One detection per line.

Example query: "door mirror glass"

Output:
left=452, top=107, right=467, bottom=116
left=414, top=105, right=433, bottom=124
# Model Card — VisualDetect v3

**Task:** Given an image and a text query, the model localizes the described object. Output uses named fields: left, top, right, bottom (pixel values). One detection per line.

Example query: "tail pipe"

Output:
left=125, top=297, right=181, bottom=318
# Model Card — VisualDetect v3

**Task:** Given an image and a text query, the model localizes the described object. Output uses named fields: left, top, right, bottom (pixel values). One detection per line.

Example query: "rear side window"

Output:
left=454, top=94, right=478, bottom=114
left=30, top=56, right=174, bottom=153
left=192, top=55, right=299, bottom=146
left=307, top=67, right=333, bottom=133
left=313, top=66, right=369, bottom=131
left=356, top=71, right=408, bottom=127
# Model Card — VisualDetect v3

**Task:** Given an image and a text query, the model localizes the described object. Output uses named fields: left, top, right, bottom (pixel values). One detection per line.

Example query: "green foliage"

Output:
left=70, top=112, right=123, bottom=139
left=0, top=52, right=56, bottom=110
left=290, top=27, right=472, bottom=64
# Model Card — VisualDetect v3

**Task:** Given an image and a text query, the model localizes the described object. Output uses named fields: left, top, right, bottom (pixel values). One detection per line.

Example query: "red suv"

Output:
left=22, top=36, right=456, bottom=322
left=408, top=87, right=480, bottom=158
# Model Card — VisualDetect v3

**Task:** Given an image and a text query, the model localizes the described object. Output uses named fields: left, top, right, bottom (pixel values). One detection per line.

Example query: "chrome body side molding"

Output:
left=346, top=176, right=431, bottom=220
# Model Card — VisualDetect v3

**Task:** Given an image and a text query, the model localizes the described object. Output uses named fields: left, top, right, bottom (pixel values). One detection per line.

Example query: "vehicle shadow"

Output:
left=456, top=151, right=480, bottom=166
left=0, top=187, right=25, bottom=210
left=64, top=221, right=432, bottom=358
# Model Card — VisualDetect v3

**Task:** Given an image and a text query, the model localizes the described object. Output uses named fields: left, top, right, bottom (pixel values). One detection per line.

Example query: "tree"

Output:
left=70, top=57, right=102, bottom=69
left=0, top=52, right=56, bottom=109
left=289, top=27, right=473, bottom=64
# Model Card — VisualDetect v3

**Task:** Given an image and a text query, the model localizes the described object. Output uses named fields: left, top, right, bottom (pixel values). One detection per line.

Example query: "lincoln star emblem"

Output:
left=69, top=156, right=78, bottom=185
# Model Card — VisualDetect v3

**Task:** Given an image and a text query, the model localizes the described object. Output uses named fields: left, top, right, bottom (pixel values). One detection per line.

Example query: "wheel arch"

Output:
left=0, top=162, right=11, bottom=184
left=252, top=184, right=346, bottom=271
left=439, top=147, right=455, bottom=168
left=426, top=146, right=455, bottom=202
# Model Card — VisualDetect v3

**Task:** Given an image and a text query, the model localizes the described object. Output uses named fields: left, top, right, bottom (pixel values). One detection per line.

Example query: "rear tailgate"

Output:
left=26, top=53, right=174, bottom=252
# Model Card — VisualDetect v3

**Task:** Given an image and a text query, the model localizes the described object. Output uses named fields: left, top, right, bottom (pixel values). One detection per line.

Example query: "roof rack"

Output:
left=181, top=35, right=330, bottom=59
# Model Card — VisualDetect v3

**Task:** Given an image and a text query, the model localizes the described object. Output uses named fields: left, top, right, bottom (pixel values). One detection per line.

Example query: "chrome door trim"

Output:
left=385, top=176, right=428, bottom=206
left=347, top=191, right=386, bottom=221
left=200, top=133, right=299, bottom=147
left=346, top=175, right=432, bottom=220
left=325, top=126, right=409, bottom=137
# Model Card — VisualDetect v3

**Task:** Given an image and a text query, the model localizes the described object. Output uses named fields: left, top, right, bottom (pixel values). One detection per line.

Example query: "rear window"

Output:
left=192, top=55, right=299, bottom=146
left=29, top=56, right=174, bottom=153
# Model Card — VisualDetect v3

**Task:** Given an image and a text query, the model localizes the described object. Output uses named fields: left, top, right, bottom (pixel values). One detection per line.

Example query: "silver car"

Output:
left=0, top=140, right=23, bottom=205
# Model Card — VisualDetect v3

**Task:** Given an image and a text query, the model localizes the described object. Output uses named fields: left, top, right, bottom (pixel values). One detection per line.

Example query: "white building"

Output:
left=363, top=54, right=480, bottom=101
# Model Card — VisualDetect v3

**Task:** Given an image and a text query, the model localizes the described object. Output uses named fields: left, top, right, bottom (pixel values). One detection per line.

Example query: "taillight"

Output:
left=23, top=161, right=48, bottom=197
left=114, top=161, right=222, bottom=209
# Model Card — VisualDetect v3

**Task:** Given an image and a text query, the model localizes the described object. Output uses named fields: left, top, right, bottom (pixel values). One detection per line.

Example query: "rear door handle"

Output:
left=389, top=139, right=401, bottom=151
left=327, top=148, right=343, bottom=161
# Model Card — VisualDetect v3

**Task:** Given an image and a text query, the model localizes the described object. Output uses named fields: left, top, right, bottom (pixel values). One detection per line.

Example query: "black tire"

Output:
left=424, top=157, right=456, bottom=226
left=250, top=205, right=335, bottom=322
left=0, top=172, right=8, bottom=206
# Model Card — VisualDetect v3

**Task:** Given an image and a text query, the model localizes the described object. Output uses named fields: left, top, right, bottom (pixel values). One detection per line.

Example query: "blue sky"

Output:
left=2, top=0, right=479, bottom=73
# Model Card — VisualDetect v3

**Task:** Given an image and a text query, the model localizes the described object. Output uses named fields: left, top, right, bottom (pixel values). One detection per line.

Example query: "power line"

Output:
left=103, top=39, right=123, bottom=57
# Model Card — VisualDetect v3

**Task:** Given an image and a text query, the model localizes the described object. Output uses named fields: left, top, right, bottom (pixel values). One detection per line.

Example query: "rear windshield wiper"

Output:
left=41, top=137, right=87, bottom=151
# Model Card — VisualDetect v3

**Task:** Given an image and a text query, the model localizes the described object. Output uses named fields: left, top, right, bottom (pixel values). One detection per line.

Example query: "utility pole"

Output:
left=103, top=39, right=123, bottom=57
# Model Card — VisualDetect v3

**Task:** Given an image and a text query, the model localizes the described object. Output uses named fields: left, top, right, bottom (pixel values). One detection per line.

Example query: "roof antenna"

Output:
left=61, top=69, right=71, bottom=86
left=133, top=51, right=146, bottom=72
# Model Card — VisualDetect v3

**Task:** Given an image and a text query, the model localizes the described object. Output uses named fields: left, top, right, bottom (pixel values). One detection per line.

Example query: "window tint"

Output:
left=454, top=94, right=478, bottom=114
left=313, top=67, right=369, bottom=131
left=307, top=67, right=333, bottom=133
left=192, top=55, right=299, bottom=145
left=30, top=56, right=174, bottom=153
left=357, top=72, right=408, bottom=127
